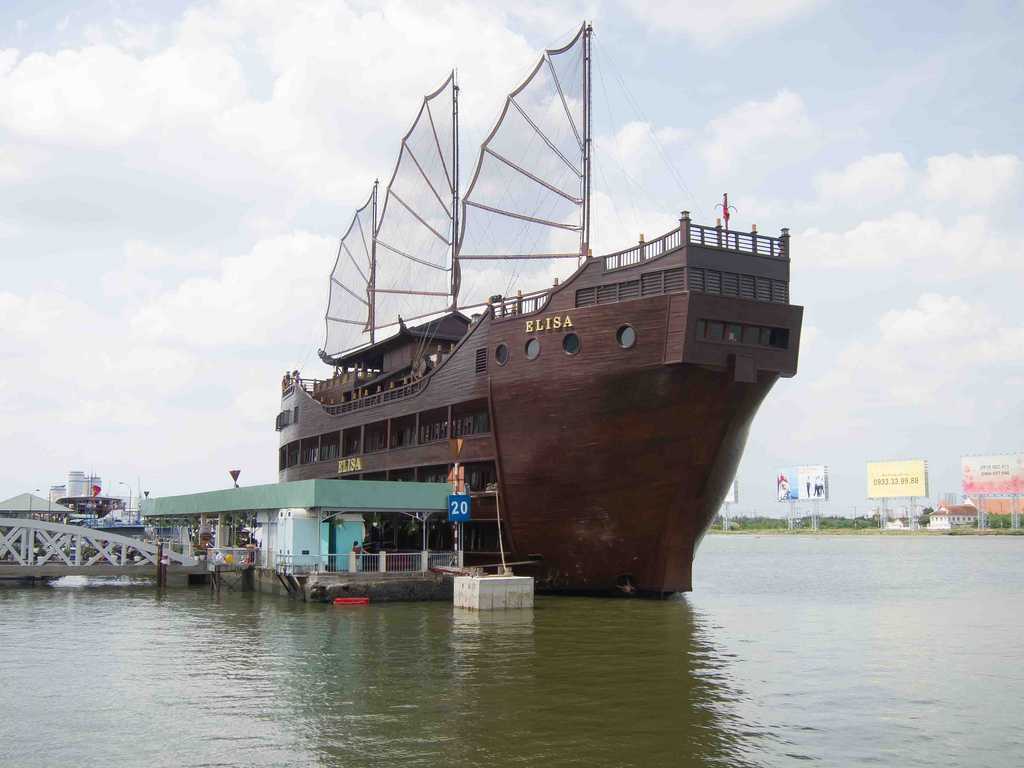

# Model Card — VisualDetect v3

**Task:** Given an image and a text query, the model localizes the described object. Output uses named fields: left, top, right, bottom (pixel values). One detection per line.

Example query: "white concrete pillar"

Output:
left=421, top=550, right=429, bottom=572
left=379, top=551, right=387, bottom=573
left=349, top=551, right=357, bottom=573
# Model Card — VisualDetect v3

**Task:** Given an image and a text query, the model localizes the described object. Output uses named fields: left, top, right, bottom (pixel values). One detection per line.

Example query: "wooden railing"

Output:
left=603, top=227, right=682, bottom=271
left=322, top=379, right=424, bottom=416
left=492, top=289, right=551, bottom=319
left=603, top=212, right=788, bottom=271
left=687, top=222, right=787, bottom=258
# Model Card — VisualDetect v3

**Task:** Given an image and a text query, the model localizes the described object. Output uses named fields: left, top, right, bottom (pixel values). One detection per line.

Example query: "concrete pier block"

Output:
left=453, top=575, right=534, bottom=610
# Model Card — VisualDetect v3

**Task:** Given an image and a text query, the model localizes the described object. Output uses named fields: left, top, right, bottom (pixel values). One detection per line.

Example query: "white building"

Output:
left=930, top=502, right=978, bottom=528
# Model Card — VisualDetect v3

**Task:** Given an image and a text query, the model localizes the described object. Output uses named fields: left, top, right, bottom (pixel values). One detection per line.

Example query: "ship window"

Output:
left=696, top=319, right=707, bottom=339
left=525, top=338, right=541, bottom=360
left=616, top=324, right=636, bottom=349
left=759, top=327, right=771, bottom=346
left=726, top=323, right=742, bottom=343
left=707, top=321, right=724, bottom=341
left=495, top=343, right=509, bottom=366
left=742, top=325, right=759, bottom=345
left=768, top=328, right=790, bottom=349
left=562, top=332, right=580, bottom=355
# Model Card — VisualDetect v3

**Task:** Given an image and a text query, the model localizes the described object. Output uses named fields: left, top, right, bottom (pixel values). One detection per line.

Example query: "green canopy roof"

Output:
left=0, top=493, right=73, bottom=516
left=141, top=479, right=450, bottom=519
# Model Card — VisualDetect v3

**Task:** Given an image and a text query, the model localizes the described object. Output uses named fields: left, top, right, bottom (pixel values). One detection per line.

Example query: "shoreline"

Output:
left=708, top=528, right=1024, bottom=536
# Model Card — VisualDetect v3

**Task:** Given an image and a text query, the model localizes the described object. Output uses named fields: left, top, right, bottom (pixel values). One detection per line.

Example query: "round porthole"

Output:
left=495, top=343, right=509, bottom=366
left=562, top=332, right=580, bottom=355
left=616, top=324, right=636, bottom=349
left=525, top=338, right=541, bottom=360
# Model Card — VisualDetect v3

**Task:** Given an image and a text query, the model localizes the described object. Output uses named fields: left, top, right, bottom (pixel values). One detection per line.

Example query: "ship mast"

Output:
left=451, top=71, right=461, bottom=306
left=582, top=22, right=592, bottom=260
left=369, top=178, right=378, bottom=344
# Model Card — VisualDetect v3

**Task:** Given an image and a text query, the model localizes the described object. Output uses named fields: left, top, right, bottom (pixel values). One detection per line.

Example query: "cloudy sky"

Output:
left=1, top=1, right=1021, bottom=513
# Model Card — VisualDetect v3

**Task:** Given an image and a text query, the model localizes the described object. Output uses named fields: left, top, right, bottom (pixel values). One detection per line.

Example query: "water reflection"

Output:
left=256, top=598, right=759, bottom=767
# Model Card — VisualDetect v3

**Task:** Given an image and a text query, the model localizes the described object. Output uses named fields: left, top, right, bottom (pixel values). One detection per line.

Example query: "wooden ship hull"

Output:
left=279, top=216, right=802, bottom=594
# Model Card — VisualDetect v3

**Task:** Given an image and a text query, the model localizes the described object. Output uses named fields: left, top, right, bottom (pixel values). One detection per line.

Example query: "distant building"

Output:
left=931, top=502, right=978, bottom=528
left=0, top=493, right=73, bottom=519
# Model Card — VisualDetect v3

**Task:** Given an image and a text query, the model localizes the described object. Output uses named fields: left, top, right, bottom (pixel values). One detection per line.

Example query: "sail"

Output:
left=323, top=187, right=375, bottom=357
left=373, top=73, right=457, bottom=334
left=456, top=24, right=589, bottom=309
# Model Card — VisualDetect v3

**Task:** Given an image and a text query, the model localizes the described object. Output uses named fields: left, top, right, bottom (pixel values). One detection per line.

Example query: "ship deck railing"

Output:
left=603, top=212, right=789, bottom=271
left=492, top=288, right=552, bottom=319
left=275, top=550, right=458, bottom=576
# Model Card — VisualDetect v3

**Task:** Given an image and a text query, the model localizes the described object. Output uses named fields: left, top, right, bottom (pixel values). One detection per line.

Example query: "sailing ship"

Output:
left=276, top=24, right=803, bottom=594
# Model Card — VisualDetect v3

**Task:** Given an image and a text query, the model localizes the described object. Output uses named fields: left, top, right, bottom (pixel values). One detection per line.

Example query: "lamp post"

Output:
left=29, top=488, right=39, bottom=519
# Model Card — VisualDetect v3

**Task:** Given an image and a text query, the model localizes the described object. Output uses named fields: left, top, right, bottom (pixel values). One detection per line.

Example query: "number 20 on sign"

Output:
left=448, top=494, right=471, bottom=522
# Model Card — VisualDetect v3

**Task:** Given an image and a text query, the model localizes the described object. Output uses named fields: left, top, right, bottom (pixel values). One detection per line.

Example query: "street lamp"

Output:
left=29, top=488, right=39, bottom=519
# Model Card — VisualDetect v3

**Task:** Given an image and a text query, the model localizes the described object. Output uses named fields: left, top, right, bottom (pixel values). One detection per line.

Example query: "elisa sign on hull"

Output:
left=866, top=459, right=929, bottom=499
left=776, top=465, right=829, bottom=501
left=961, top=454, right=1024, bottom=496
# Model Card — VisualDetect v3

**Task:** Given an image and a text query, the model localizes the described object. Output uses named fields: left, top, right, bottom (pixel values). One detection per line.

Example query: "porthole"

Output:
left=616, top=324, right=636, bottom=349
left=495, top=343, right=509, bottom=366
left=562, top=332, right=580, bottom=355
left=525, top=338, right=541, bottom=360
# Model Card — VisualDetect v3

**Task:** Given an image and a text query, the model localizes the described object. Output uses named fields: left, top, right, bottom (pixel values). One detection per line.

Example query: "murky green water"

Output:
left=2, top=535, right=1022, bottom=767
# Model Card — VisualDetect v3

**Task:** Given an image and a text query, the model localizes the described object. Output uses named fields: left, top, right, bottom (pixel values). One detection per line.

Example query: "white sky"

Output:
left=1, top=1, right=1021, bottom=513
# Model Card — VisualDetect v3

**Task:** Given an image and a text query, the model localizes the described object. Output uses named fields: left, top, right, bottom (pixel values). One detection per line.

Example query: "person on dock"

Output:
left=352, top=540, right=363, bottom=572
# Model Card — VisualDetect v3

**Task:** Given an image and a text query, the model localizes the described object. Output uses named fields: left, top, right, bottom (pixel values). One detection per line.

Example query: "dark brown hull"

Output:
left=279, top=219, right=803, bottom=593
left=493, top=361, right=774, bottom=593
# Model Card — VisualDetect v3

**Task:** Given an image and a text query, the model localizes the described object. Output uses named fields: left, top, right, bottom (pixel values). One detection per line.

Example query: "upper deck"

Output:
left=281, top=212, right=797, bottom=425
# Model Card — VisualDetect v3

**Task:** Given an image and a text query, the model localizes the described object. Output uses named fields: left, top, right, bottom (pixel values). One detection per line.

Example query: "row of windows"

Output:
left=279, top=401, right=490, bottom=470
left=493, top=325, right=637, bottom=366
left=697, top=319, right=790, bottom=349
left=576, top=266, right=789, bottom=309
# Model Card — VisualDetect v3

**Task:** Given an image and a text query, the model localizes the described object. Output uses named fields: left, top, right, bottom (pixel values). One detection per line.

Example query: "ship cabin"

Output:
left=301, top=312, right=471, bottom=407
left=277, top=312, right=501, bottom=558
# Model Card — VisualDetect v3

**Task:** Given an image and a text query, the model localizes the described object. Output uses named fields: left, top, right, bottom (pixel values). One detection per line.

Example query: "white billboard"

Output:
left=777, top=465, right=829, bottom=501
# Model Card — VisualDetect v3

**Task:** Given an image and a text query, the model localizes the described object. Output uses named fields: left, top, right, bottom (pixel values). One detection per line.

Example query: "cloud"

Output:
left=620, top=0, right=822, bottom=48
left=702, top=90, right=816, bottom=177
left=814, top=153, right=911, bottom=203
left=131, top=230, right=333, bottom=348
left=799, top=211, right=1021, bottom=274
left=812, top=293, right=1024, bottom=411
left=923, top=153, right=1020, bottom=206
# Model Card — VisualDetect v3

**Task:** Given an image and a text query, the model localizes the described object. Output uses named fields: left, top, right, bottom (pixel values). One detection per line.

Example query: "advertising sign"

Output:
left=866, top=459, right=929, bottom=498
left=961, top=454, right=1024, bottom=496
left=723, top=479, right=739, bottom=504
left=776, top=465, right=829, bottom=501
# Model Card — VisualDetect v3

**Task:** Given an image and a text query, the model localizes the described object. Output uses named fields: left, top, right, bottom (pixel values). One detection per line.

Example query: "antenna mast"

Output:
left=369, top=178, right=378, bottom=343
left=582, top=22, right=593, bottom=259
left=451, top=70, right=461, bottom=307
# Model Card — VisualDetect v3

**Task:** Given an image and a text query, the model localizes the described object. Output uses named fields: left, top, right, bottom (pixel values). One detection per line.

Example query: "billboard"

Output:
left=723, top=479, right=739, bottom=504
left=961, top=454, right=1024, bottom=496
left=867, top=459, right=928, bottom=499
left=776, top=465, right=829, bottom=501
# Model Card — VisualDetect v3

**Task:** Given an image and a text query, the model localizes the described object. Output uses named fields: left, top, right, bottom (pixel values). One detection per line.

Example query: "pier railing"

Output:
left=275, top=550, right=458, bottom=576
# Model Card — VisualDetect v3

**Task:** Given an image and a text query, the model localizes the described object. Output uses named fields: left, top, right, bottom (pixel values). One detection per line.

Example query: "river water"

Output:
left=2, top=535, right=1022, bottom=767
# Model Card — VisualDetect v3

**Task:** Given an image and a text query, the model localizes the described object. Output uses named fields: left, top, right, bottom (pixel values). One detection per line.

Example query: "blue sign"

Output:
left=448, top=494, right=471, bottom=522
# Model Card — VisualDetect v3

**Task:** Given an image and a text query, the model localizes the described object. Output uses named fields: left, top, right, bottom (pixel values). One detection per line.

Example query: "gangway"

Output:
left=0, top=518, right=199, bottom=580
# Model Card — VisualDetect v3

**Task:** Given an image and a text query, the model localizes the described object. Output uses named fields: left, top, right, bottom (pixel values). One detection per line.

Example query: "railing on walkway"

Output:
left=0, top=519, right=197, bottom=568
left=273, top=551, right=458, bottom=576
